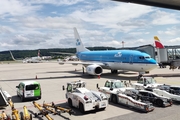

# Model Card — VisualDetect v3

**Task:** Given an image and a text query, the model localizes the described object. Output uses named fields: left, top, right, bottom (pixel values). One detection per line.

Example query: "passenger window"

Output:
left=105, top=81, right=111, bottom=88
left=20, top=84, right=23, bottom=90
left=67, top=84, right=72, bottom=92
left=141, top=92, right=148, bottom=96
left=137, top=79, right=143, bottom=84
left=139, top=56, right=145, bottom=59
left=25, top=84, right=39, bottom=90
left=149, top=93, right=153, bottom=97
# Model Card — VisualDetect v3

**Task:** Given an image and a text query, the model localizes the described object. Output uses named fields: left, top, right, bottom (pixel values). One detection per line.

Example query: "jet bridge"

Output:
left=133, top=44, right=180, bottom=68
left=156, top=46, right=180, bottom=68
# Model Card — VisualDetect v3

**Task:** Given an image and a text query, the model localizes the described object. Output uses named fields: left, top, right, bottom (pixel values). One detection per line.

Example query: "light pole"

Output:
left=122, top=41, right=124, bottom=48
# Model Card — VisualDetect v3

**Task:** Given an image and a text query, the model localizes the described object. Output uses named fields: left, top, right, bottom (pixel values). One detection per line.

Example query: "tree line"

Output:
left=0, top=47, right=117, bottom=61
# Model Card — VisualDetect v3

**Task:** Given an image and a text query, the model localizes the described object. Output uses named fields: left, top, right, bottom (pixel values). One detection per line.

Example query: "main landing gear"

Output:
left=111, top=70, right=118, bottom=74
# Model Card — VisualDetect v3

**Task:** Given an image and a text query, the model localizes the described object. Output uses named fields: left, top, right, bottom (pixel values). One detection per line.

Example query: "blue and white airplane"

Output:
left=59, top=28, right=158, bottom=76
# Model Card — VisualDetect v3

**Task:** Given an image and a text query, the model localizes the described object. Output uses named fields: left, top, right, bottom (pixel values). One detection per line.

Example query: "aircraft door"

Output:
left=129, top=55, right=133, bottom=64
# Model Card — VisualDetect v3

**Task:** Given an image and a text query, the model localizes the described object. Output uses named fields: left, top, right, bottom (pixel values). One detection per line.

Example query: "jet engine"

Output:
left=86, top=64, right=103, bottom=75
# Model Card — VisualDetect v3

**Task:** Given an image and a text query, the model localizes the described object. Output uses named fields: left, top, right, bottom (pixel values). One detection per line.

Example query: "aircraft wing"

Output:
left=59, top=60, right=109, bottom=67
left=50, top=52, right=75, bottom=55
left=112, top=0, right=180, bottom=10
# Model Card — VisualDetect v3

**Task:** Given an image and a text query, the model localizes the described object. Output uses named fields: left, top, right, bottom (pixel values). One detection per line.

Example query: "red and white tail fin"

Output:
left=38, top=50, right=40, bottom=57
left=154, top=36, right=165, bottom=49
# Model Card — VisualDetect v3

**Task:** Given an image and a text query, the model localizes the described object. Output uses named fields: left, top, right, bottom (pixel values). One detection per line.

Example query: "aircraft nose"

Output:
left=149, top=59, right=159, bottom=67
left=150, top=59, right=158, bottom=64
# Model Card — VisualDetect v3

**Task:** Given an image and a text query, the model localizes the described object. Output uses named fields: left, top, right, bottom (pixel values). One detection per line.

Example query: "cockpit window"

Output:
left=139, top=56, right=151, bottom=59
left=145, top=56, right=151, bottom=59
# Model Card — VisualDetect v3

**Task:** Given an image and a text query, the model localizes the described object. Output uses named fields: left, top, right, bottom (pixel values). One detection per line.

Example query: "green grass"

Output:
left=0, top=61, right=21, bottom=64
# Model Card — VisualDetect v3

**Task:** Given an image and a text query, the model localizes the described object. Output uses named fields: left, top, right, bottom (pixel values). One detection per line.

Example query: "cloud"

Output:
left=169, top=37, right=180, bottom=43
left=151, top=10, right=180, bottom=25
left=0, top=0, right=41, bottom=17
left=28, top=0, right=84, bottom=6
left=157, top=26, right=180, bottom=35
left=70, top=3, right=153, bottom=30
left=19, top=16, right=83, bottom=29
left=0, top=0, right=179, bottom=51
left=0, top=26, right=15, bottom=34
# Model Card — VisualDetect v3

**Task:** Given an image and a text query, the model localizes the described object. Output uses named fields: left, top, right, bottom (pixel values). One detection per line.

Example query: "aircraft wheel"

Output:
left=111, top=70, right=118, bottom=74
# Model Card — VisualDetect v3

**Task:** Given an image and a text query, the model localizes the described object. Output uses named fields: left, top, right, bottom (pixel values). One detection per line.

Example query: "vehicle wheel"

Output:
left=20, top=112, right=24, bottom=120
left=68, top=98, right=73, bottom=108
left=30, top=114, right=32, bottom=120
left=34, top=113, right=38, bottom=118
left=21, top=96, right=25, bottom=102
left=39, top=96, right=41, bottom=99
left=101, top=107, right=106, bottom=111
left=111, top=95, right=117, bottom=104
left=17, top=91, right=19, bottom=97
left=7, top=115, right=11, bottom=120
left=12, top=115, right=16, bottom=120
left=79, top=103, right=85, bottom=113
left=156, top=99, right=163, bottom=107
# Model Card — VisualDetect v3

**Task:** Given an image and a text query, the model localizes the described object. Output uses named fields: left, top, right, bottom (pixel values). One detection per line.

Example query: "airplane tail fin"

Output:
left=154, top=36, right=165, bottom=49
left=9, top=51, right=16, bottom=61
left=74, top=27, right=89, bottom=52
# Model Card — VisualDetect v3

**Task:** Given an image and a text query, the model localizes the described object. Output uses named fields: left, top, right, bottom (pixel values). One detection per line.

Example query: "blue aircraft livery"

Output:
left=59, top=27, right=158, bottom=76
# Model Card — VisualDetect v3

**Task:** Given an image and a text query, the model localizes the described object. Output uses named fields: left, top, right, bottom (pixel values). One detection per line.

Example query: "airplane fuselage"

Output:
left=76, top=50, right=158, bottom=72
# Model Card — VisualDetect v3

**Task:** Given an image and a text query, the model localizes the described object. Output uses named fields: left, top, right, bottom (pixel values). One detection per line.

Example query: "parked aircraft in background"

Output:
left=59, top=28, right=158, bottom=76
left=10, top=50, right=42, bottom=63
left=25, top=50, right=42, bottom=63
left=51, top=51, right=78, bottom=62
left=154, top=36, right=165, bottom=49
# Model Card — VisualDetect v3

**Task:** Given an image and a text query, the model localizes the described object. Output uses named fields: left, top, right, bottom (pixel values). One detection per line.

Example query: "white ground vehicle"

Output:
left=132, top=77, right=180, bottom=102
left=132, top=77, right=162, bottom=89
left=97, top=79, right=154, bottom=112
left=63, top=80, right=108, bottom=113
left=152, top=88, right=180, bottom=102
left=16, top=81, right=41, bottom=102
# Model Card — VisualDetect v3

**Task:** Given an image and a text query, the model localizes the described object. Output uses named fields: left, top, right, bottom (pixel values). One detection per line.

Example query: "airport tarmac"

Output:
left=0, top=62, right=180, bottom=120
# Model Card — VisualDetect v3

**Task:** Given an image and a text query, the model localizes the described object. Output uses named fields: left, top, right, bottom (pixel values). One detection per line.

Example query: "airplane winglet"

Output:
left=154, top=36, right=165, bottom=49
left=9, top=51, right=16, bottom=61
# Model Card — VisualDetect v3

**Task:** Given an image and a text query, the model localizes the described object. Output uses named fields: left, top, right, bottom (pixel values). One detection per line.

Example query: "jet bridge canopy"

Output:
left=112, top=0, right=180, bottom=10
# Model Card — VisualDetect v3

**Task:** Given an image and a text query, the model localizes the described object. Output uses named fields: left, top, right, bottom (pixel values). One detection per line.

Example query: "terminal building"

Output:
left=119, top=44, right=180, bottom=68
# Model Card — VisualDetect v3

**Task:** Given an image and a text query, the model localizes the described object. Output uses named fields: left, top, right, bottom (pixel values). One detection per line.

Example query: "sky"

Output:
left=0, top=0, right=180, bottom=51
